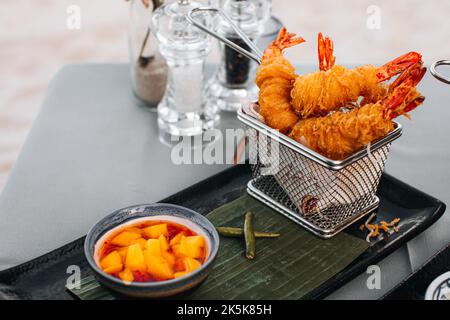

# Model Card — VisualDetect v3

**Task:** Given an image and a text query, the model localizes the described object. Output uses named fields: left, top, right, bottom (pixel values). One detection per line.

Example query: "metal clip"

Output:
left=431, top=60, right=450, bottom=85
left=186, top=7, right=263, bottom=64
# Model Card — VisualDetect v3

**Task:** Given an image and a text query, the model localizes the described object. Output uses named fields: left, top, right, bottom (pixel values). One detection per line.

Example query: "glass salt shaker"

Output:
left=206, top=0, right=270, bottom=112
left=152, top=0, right=219, bottom=136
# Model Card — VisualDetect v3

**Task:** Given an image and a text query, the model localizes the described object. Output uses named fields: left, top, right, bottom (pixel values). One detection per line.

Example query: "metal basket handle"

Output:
left=187, top=7, right=263, bottom=64
left=431, top=60, right=450, bottom=85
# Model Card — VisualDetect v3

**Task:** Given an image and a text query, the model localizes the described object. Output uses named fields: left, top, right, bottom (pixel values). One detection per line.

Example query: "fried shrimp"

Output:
left=290, top=33, right=422, bottom=118
left=289, top=62, right=426, bottom=160
left=256, top=27, right=305, bottom=133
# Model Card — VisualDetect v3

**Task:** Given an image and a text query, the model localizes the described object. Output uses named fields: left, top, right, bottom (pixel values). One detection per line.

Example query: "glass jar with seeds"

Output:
left=128, top=0, right=168, bottom=107
left=205, top=0, right=271, bottom=112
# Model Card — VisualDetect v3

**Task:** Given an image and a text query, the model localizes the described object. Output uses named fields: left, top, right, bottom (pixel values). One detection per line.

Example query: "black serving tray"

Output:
left=0, top=165, right=445, bottom=300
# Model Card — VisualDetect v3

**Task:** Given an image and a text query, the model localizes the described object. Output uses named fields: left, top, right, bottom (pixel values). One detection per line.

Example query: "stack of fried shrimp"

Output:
left=256, top=29, right=426, bottom=160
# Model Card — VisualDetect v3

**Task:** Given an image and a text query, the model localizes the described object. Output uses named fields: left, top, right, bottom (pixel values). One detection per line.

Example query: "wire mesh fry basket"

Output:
left=187, top=7, right=403, bottom=238
left=238, top=103, right=403, bottom=238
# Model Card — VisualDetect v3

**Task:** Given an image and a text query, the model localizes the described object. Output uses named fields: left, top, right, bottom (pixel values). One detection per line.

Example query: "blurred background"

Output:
left=0, top=0, right=449, bottom=192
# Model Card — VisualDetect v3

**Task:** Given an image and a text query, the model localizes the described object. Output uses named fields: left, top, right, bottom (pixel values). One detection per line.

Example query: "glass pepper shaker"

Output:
left=206, top=0, right=270, bottom=112
left=152, top=0, right=219, bottom=136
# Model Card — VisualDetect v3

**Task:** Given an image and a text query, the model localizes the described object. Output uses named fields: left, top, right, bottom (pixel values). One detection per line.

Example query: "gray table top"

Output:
left=0, top=64, right=449, bottom=300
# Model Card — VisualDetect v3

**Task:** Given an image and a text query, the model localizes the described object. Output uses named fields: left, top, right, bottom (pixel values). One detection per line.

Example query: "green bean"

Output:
left=216, top=227, right=280, bottom=238
left=244, top=212, right=256, bottom=260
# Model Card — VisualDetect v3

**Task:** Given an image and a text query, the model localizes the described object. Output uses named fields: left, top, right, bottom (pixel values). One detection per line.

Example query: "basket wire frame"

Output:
left=247, top=128, right=390, bottom=237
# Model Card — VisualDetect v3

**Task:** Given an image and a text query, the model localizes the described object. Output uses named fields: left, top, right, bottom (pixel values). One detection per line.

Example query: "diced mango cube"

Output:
left=145, top=239, right=161, bottom=255
left=182, top=257, right=202, bottom=272
left=124, top=227, right=143, bottom=235
left=172, top=244, right=183, bottom=257
left=143, top=224, right=168, bottom=239
left=119, top=268, right=134, bottom=283
left=174, top=271, right=188, bottom=279
left=100, top=251, right=122, bottom=270
left=110, top=231, right=142, bottom=246
left=179, top=236, right=204, bottom=259
left=103, top=264, right=123, bottom=274
left=143, top=250, right=173, bottom=280
left=125, top=244, right=146, bottom=272
left=117, top=247, right=128, bottom=260
left=130, top=238, right=147, bottom=249
left=150, top=264, right=173, bottom=280
left=161, top=251, right=176, bottom=269
left=143, top=250, right=164, bottom=268
left=186, top=236, right=205, bottom=248
left=169, top=232, right=185, bottom=246
left=150, top=262, right=173, bottom=280
left=159, top=234, right=170, bottom=251
left=123, top=227, right=144, bottom=236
